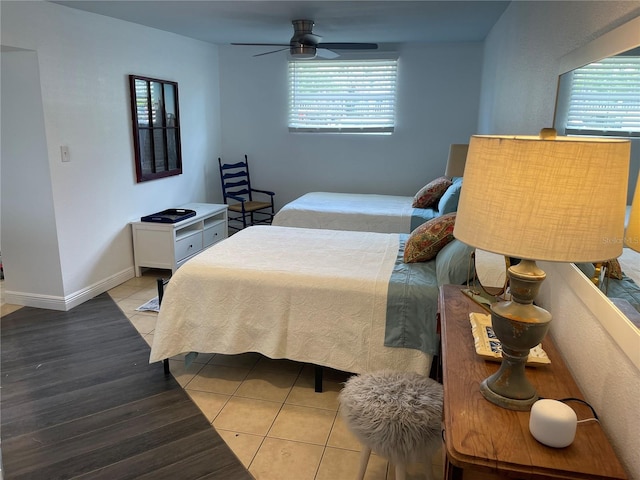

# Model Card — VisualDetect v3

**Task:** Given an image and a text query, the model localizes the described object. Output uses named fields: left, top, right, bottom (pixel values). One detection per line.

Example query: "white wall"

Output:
left=1, top=49, right=65, bottom=301
left=0, top=1, right=222, bottom=309
left=479, top=1, right=639, bottom=203
left=479, top=2, right=640, bottom=477
left=218, top=42, right=483, bottom=209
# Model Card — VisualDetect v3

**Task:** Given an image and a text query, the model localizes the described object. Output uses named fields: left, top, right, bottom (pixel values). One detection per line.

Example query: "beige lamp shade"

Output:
left=445, top=144, right=468, bottom=177
left=625, top=173, right=640, bottom=252
left=453, top=133, right=630, bottom=263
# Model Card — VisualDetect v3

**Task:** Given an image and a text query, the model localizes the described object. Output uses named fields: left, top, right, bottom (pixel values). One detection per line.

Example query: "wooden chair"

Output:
left=218, top=155, right=275, bottom=232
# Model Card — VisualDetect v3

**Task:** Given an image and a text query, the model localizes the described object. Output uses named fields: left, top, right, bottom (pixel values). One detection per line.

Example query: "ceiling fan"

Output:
left=231, top=19, right=378, bottom=59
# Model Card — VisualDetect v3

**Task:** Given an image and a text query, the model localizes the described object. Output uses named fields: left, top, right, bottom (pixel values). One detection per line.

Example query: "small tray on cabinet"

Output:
left=469, top=312, right=550, bottom=366
left=141, top=208, right=196, bottom=223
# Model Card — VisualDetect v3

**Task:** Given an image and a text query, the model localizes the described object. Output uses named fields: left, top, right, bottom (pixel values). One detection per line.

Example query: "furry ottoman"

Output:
left=339, top=370, right=443, bottom=480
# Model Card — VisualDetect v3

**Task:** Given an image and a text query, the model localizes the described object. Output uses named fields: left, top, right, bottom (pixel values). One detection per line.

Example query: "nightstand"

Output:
left=131, top=203, right=228, bottom=276
left=438, top=284, right=627, bottom=480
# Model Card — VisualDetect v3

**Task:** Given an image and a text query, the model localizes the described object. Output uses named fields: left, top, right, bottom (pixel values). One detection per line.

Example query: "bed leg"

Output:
left=156, top=277, right=169, bottom=305
left=314, top=365, right=323, bottom=393
left=157, top=277, right=171, bottom=377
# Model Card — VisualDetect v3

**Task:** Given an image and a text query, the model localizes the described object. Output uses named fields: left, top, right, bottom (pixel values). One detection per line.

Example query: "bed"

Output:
left=575, top=246, right=640, bottom=326
left=149, top=224, right=473, bottom=380
left=272, top=176, right=464, bottom=234
left=272, top=144, right=468, bottom=234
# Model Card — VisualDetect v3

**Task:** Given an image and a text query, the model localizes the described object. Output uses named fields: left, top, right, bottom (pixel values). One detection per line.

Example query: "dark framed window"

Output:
left=129, top=75, right=182, bottom=182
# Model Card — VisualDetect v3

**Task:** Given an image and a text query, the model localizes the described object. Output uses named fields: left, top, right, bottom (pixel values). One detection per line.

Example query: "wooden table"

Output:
left=438, top=284, right=627, bottom=480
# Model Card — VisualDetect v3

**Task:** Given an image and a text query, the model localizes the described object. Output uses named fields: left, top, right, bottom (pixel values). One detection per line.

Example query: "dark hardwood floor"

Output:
left=1, top=293, right=253, bottom=480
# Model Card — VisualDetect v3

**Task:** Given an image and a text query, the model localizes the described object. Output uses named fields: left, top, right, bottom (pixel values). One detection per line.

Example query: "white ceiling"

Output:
left=50, top=1, right=510, bottom=45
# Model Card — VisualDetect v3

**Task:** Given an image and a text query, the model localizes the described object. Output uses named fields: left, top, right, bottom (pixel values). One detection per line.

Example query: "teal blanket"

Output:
left=385, top=235, right=441, bottom=356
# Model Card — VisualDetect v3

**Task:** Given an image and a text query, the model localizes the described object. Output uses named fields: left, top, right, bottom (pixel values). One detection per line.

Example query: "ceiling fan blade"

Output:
left=317, top=48, right=340, bottom=59
left=298, top=33, right=322, bottom=45
left=316, top=42, right=378, bottom=50
left=234, top=20, right=378, bottom=59
left=231, top=43, right=290, bottom=47
left=253, top=47, right=290, bottom=57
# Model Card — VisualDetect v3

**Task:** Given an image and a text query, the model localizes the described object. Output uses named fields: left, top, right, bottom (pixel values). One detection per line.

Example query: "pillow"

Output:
left=404, top=212, right=457, bottom=263
left=435, top=239, right=475, bottom=285
left=412, top=176, right=452, bottom=209
left=576, top=260, right=623, bottom=286
left=576, top=262, right=596, bottom=279
left=437, top=177, right=463, bottom=214
left=605, top=258, right=624, bottom=280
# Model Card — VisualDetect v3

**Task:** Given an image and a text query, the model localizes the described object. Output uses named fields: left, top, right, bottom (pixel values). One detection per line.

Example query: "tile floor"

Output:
left=1, top=271, right=444, bottom=480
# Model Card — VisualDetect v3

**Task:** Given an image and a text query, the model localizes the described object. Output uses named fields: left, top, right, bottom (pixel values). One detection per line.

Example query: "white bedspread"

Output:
left=272, top=192, right=415, bottom=233
left=150, top=225, right=431, bottom=375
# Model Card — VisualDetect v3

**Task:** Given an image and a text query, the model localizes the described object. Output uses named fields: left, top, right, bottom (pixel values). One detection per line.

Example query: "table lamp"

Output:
left=445, top=144, right=469, bottom=178
left=453, top=129, right=630, bottom=411
left=625, top=173, right=640, bottom=252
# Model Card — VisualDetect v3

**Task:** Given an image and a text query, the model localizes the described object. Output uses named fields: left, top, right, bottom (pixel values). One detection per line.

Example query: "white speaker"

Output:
left=529, top=399, right=577, bottom=448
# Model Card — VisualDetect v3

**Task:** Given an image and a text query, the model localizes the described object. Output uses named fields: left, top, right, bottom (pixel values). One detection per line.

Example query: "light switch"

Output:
left=60, top=145, right=70, bottom=162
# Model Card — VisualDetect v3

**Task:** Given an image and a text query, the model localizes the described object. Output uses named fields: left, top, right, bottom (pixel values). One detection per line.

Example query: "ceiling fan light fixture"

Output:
left=290, top=44, right=316, bottom=59
left=233, top=19, right=377, bottom=58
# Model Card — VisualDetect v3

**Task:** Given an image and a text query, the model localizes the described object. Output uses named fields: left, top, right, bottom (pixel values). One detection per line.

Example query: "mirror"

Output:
left=554, top=50, right=639, bottom=205
left=553, top=16, right=640, bottom=334
left=129, top=75, right=182, bottom=183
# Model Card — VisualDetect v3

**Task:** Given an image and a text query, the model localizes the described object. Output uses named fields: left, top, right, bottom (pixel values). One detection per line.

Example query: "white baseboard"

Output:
left=3, top=267, right=135, bottom=311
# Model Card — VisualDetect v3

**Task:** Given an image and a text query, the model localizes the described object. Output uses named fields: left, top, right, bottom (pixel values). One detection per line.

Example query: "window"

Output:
left=559, top=56, right=640, bottom=137
left=288, top=58, right=398, bottom=134
left=129, top=75, right=182, bottom=183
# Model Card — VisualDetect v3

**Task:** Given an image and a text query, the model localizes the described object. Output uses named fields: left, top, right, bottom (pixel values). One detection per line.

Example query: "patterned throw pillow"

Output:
left=605, top=259, right=624, bottom=280
left=404, top=212, right=457, bottom=263
left=412, top=176, right=453, bottom=209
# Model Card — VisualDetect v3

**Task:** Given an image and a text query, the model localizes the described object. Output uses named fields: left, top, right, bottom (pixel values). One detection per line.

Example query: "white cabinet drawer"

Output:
left=175, top=232, right=203, bottom=262
left=203, top=222, right=225, bottom=248
left=131, top=204, right=227, bottom=276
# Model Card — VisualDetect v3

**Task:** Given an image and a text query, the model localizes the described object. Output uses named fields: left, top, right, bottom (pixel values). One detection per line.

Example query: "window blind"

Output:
left=565, top=56, right=640, bottom=137
left=288, top=59, right=397, bottom=133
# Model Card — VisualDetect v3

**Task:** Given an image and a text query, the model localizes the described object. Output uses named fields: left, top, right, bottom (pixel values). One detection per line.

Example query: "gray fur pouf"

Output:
left=339, top=370, right=443, bottom=480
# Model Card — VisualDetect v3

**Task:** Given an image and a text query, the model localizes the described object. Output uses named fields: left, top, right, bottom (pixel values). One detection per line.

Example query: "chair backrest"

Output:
left=218, top=155, right=254, bottom=204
